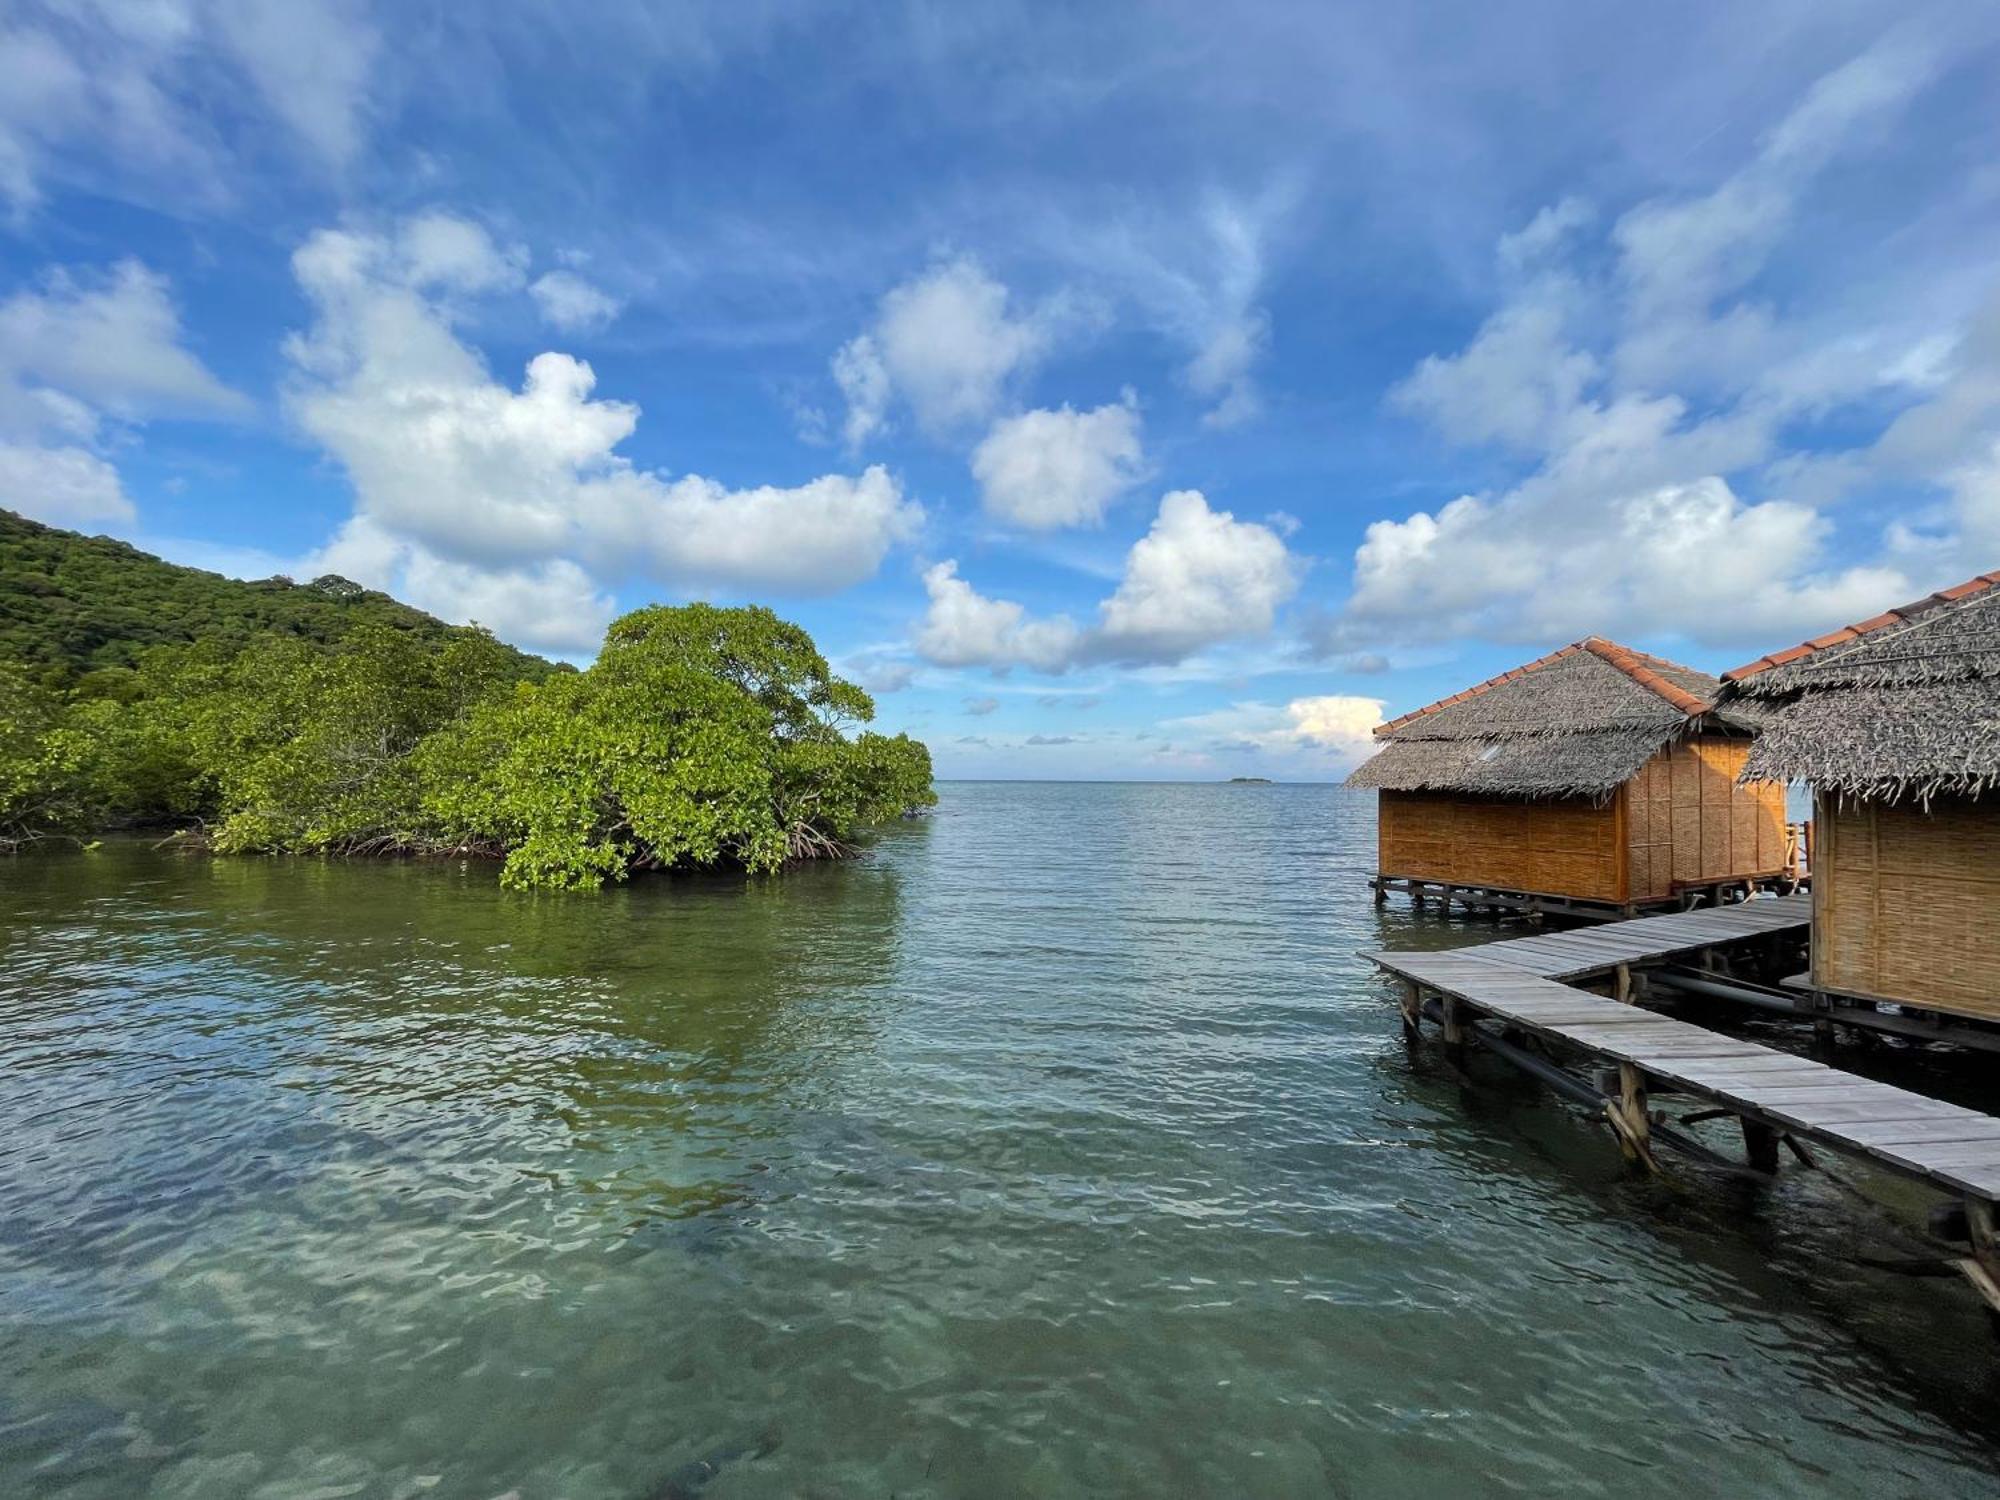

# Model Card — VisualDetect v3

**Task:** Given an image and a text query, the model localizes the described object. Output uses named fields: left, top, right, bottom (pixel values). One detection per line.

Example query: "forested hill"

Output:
left=0, top=509, right=556, bottom=682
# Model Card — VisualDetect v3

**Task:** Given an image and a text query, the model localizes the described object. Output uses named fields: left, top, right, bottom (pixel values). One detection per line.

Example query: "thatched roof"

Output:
left=1345, top=638, right=1720, bottom=800
left=1725, top=571, right=2000, bottom=801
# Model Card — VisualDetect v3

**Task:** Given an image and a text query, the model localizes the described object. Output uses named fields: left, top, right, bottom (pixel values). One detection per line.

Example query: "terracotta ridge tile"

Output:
left=1721, top=569, right=1999, bottom=681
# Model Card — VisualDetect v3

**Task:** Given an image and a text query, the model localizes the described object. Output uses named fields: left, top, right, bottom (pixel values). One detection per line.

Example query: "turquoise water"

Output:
left=3, top=782, right=1998, bottom=1498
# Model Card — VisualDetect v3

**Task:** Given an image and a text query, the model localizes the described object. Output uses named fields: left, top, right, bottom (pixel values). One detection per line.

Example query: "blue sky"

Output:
left=3, top=3, right=1997, bottom=779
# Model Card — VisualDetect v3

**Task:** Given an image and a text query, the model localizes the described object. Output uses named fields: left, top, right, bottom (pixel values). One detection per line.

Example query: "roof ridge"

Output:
left=1577, top=637, right=1716, bottom=717
left=1722, top=569, right=2000, bottom=683
left=1374, top=637, right=1712, bottom=738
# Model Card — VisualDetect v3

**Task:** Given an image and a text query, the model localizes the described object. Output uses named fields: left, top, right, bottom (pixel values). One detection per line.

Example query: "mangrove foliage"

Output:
left=1, top=515, right=934, bottom=888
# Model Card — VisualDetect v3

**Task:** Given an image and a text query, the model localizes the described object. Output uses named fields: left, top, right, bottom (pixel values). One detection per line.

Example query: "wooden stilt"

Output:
left=1605, top=1062, right=1657, bottom=1173
left=1441, top=995, right=1465, bottom=1063
left=1960, top=1199, right=2000, bottom=1332
left=1398, top=980, right=1422, bottom=1040
left=1613, top=962, right=1632, bottom=1005
left=1740, top=1117, right=1780, bottom=1174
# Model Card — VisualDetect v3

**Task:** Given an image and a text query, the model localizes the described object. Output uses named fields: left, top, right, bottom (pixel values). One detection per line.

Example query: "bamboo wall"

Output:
left=1377, top=790, right=1624, bottom=903
left=1375, top=734, right=1786, bottom=906
left=1623, top=736, right=1787, bottom=902
left=1812, top=794, right=2000, bottom=1021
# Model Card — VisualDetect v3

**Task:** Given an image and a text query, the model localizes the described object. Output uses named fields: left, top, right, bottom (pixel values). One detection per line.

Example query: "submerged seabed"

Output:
left=3, top=783, right=1997, bottom=1498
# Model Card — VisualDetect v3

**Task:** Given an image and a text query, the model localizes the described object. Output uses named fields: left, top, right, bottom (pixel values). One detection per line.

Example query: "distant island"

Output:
left=1225, top=776, right=1274, bottom=784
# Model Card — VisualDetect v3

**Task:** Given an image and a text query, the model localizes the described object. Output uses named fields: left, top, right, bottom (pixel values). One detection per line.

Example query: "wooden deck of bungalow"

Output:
left=1364, top=895, right=2000, bottom=1329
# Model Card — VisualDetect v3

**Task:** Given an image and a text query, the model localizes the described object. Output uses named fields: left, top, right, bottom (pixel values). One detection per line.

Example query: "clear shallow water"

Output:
left=3, top=782, right=1999, bottom=1499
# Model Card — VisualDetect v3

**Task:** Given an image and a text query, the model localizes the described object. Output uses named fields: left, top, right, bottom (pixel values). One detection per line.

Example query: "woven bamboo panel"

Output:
left=1377, top=790, right=1622, bottom=902
left=1814, top=796, right=2000, bottom=1020
left=1627, top=735, right=1784, bottom=894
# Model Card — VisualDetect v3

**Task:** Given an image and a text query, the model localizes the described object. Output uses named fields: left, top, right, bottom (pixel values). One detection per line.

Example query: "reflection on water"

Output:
left=2, top=783, right=1997, bottom=1498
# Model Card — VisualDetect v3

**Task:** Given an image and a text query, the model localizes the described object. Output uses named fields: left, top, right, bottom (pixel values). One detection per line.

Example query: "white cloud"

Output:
left=208, top=0, right=379, bottom=169
left=914, top=560, right=1082, bottom=672
left=970, top=394, right=1143, bottom=529
left=833, top=256, right=1050, bottom=445
left=1392, top=293, right=1597, bottom=453
left=1344, top=476, right=1906, bottom=649
left=0, top=256, right=244, bottom=532
left=530, top=269, right=621, bottom=334
left=1496, top=197, right=1593, bottom=275
left=914, top=489, right=1299, bottom=672
left=0, top=1, right=377, bottom=215
left=1349, top=39, right=1960, bottom=650
left=1164, top=694, right=1387, bottom=771
left=285, top=212, right=922, bottom=597
left=1610, top=37, right=1935, bottom=396
left=831, top=333, right=891, bottom=448
left=1097, top=489, right=1299, bottom=660
left=0, top=441, right=131, bottom=525
left=311, top=516, right=615, bottom=656
left=0, top=260, right=248, bottom=423
left=1039, top=188, right=1289, bottom=430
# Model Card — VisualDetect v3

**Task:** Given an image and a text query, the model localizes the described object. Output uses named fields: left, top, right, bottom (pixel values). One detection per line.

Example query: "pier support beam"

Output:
left=1605, top=1062, right=1657, bottom=1173
left=1740, top=1118, right=1781, bottom=1175
left=1961, top=1199, right=2000, bottom=1330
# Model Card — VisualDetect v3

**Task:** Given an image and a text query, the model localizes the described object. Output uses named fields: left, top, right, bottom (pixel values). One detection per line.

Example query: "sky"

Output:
left=3, top=2, right=1997, bottom=780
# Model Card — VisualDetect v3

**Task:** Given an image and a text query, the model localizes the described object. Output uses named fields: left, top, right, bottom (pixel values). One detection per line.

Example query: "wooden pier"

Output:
left=1365, top=896, right=2000, bottom=1324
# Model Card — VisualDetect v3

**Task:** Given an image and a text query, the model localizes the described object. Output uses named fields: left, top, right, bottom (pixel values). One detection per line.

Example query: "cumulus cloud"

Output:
left=833, top=256, right=1051, bottom=445
left=970, top=394, right=1143, bottom=529
left=0, top=257, right=244, bottom=528
left=914, top=560, right=1082, bottom=672
left=311, top=516, right=616, bottom=655
left=530, top=269, right=621, bottom=333
left=962, top=696, right=999, bottom=715
left=1096, top=489, right=1298, bottom=660
left=1344, top=476, right=1905, bottom=649
left=914, top=489, right=1299, bottom=672
left=284, top=212, right=921, bottom=609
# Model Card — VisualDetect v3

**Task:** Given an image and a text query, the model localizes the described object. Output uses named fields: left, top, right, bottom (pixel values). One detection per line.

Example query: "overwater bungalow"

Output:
left=1724, top=571, right=2000, bottom=1027
left=1347, top=637, right=1789, bottom=917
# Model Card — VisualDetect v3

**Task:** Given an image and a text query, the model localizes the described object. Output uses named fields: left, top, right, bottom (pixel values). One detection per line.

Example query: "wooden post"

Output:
left=1613, top=962, right=1632, bottom=1005
left=1398, top=980, right=1422, bottom=1040
left=1441, top=995, right=1465, bottom=1061
left=1740, top=1117, right=1780, bottom=1174
left=1961, top=1199, right=2000, bottom=1328
left=1373, top=878, right=1388, bottom=907
left=1605, top=1062, right=1657, bottom=1172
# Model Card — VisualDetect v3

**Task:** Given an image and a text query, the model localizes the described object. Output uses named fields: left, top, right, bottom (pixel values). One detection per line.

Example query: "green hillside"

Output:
left=0, top=509, right=556, bottom=682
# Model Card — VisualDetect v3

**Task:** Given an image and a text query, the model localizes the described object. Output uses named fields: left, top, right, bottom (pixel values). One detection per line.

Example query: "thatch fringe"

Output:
left=1727, top=582, right=2000, bottom=803
left=1347, top=642, right=1718, bottom=800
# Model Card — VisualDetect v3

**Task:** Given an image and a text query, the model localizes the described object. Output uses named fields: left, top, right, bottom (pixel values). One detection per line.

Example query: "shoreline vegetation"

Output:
left=0, top=512, right=935, bottom=890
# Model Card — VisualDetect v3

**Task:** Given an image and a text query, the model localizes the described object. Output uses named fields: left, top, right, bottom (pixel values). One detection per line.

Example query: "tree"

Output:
left=0, top=664, right=101, bottom=847
left=421, top=603, right=935, bottom=890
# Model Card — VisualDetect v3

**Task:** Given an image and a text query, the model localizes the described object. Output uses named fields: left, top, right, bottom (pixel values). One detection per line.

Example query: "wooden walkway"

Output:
left=1451, top=890, right=1812, bottom=979
left=1368, top=945, right=2000, bottom=1200
left=1364, top=896, right=2000, bottom=1315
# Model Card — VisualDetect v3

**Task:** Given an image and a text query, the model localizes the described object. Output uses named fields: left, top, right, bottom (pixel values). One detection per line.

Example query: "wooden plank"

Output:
left=1365, top=892, right=2000, bottom=1209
